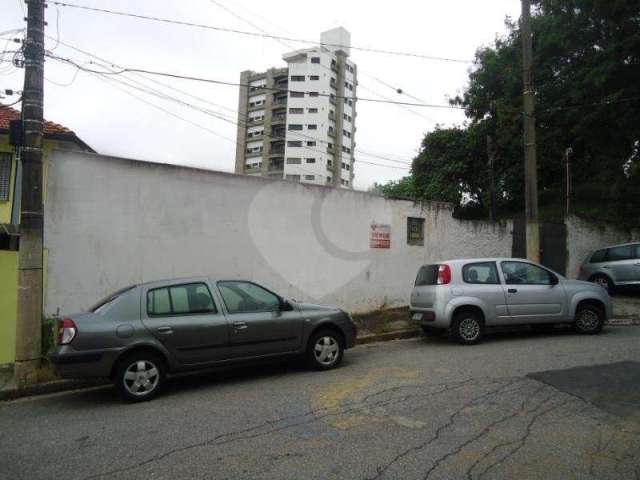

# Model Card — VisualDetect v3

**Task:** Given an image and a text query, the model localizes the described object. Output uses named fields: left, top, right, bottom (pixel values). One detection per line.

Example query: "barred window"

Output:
left=407, top=217, right=425, bottom=246
left=0, top=153, right=12, bottom=202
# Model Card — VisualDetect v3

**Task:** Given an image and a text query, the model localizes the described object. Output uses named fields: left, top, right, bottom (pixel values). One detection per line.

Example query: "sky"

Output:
left=1, top=0, right=522, bottom=190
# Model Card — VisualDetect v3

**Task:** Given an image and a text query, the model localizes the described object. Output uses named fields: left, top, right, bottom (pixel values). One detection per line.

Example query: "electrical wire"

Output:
left=47, top=0, right=472, bottom=64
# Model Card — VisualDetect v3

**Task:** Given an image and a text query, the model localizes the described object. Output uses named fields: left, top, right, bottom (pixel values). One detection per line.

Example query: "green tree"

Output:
left=390, top=0, right=640, bottom=225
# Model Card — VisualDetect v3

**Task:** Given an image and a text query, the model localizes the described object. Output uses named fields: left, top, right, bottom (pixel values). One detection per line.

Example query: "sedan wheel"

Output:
left=307, top=330, right=344, bottom=370
left=115, top=353, right=166, bottom=402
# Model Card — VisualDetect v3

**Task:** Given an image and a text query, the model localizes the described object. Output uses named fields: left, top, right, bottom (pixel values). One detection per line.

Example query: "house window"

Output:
left=289, top=107, right=304, bottom=114
left=327, top=176, right=332, bottom=183
left=287, top=140, right=302, bottom=147
left=286, top=158, right=301, bottom=164
left=304, top=175, right=315, bottom=181
left=307, top=124, right=317, bottom=130
left=285, top=174, right=301, bottom=181
left=310, top=57, right=320, bottom=64
left=305, top=158, right=316, bottom=163
left=0, top=153, right=12, bottom=202
left=290, top=91, right=304, bottom=98
left=308, top=92, right=319, bottom=97
left=288, top=124, right=303, bottom=131
left=309, top=75, right=320, bottom=81
left=306, top=141, right=316, bottom=147
left=308, top=108, right=318, bottom=113
left=407, top=217, right=425, bottom=246
left=291, top=75, right=305, bottom=82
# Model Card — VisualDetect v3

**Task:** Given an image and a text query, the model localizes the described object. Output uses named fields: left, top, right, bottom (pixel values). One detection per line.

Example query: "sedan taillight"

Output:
left=57, top=318, right=77, bottom=345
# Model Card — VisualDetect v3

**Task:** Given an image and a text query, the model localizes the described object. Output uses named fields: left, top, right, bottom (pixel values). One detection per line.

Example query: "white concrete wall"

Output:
left=44, top=151, right=514, bottom=316
left=565, top=215, right=640, bottom=279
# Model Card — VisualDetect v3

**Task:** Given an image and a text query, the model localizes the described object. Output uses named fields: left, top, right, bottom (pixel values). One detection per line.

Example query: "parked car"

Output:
left=578, top=242, right=640, bottom=293
left=410, top=258, right=612, bottom=345
left=50, top=277, right=357, bottom=401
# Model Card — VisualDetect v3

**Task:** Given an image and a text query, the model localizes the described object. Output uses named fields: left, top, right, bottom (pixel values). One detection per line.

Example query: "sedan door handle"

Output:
left=233, top=322, right=248, bottom=330
left=508, top=289, right=518, bottom=294
left=156, top=326, right=173, bottom=335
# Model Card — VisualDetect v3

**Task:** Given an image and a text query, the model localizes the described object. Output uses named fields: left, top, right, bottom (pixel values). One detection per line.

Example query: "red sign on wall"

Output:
left=370, top=223, right=391, bottom=249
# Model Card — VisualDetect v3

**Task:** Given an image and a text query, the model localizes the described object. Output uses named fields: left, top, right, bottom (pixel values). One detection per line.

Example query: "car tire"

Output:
left=306, top=329, right=344, bottom=370
left=574, top=304, right=605, bottom=335
left=590, top=274, right=614, bottom=294
left=114, top=352, right=166, bottom=402
left=450, top=311, right=484, bottom=345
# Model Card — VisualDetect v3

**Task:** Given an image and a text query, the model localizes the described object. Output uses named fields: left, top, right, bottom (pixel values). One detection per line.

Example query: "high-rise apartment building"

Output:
left=234, top=27, right=357, bottom=188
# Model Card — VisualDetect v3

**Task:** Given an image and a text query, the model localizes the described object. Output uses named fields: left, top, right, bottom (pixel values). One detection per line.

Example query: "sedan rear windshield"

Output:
left=90, top=285, right=137, bottom=313
left=415, top=265, right=439, bottom=286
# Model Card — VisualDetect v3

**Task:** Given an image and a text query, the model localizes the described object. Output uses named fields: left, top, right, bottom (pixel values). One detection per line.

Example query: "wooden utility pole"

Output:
left=14, top=0, right=45, bottom=385
left=564, top=147, right=573, bottom=216
left=521, top=0, right=540, bottom=262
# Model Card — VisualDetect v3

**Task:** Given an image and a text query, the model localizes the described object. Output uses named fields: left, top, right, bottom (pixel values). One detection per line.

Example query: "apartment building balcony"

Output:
left=273, top=96, right=288, bottom=106
left=331, top=61, right=338, bottom=73
left=329, top=95, right=337, bottom=105
left=268, top=158, right=284, bottom=172
left=269, top=142, right=285, bottom=155
left=271, top=113, right=287, bottom=125
left=328, top=128, right=335, bottom=138
left=271, top=128, right=286, bottom=139
left=246, top=150, right=263, bottom=158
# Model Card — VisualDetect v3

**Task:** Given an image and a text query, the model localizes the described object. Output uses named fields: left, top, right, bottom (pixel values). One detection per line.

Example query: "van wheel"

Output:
left=306, top=330, right=344, bottom=370
left=590, top=275, right=613, bottom=294
left=574, top=304, right=604, bottom=335
left=450, top=311, right=484, bottom=345
left=114, top=352, right=166, bottom=402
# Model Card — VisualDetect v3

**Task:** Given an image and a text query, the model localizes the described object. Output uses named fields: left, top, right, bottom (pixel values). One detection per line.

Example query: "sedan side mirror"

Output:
left=279, top=298, right=293, bottom=311
left=549, top=274, right=559, bottom=286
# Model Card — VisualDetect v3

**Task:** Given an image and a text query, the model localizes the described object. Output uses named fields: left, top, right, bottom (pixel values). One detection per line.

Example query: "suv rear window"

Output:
left=590, top=249, right=607, bottom=263
left=607, top=245, right=633, bottom=261
left=415, top=265, right=438, bottom=286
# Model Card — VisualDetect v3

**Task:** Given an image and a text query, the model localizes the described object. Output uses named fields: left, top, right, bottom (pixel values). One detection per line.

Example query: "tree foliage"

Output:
left=377, top=0, right=640, bottom=226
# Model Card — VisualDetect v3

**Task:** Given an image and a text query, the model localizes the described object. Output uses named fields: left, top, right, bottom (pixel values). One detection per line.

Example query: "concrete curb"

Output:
left=356, top=329, right=421, bottom=345
left=0, top=378, right=108, bottom=402
left=607, top=318, right=640, bottom=326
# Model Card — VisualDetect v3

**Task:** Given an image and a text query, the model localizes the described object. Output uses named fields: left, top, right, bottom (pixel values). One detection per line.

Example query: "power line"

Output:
left=46, top=1, right=472, bottom=64
left=45, top=52, right=466, bottom=111
left=45, top=51, right=411, bottom=172
left=42, top=38, right=414, bottom=167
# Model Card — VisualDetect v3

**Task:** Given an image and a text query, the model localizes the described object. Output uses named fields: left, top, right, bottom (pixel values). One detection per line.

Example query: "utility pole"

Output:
left=521, top=0, right=540, bottom=262
left=14, top=0, right=46, bottom=385
left=564, top=147, right=573, bottom=216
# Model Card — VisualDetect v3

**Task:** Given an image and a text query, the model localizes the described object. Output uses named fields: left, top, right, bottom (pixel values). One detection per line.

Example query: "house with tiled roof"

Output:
left=0, top=103, right=93, bottom=365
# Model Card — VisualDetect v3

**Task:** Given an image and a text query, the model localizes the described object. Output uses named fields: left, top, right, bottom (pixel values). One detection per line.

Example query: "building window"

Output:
left=285, top=174, right=301, bottom=181
left=288, top=107, right=304, bottom=114
left=286, top=158, right=301, bottom=164
left=290, top=91, right=304, bottom=98
left=308, top=92, right=319, bottom=97
left=306, top=158, right=316, bottom=163
left=311, top=57, right=320, bottom=64
left=326, top=176, right=332, bottom=183
left=288, top=124, right=303, bottom=131
left=304, top=175, right=315, bottom=181
left=306, top=141, right=316, bottom=147
left=307, top=124, right=317, bottom=130
left=291, top=75, right=305, bottom=82
left=309, top=75, right=320, bottom=81
left=308, top=108, right=318, bottom=113
left=287, top=140, right=302, bottom=147
left=0, top=153, right=12, bottom=201
left=407, top=217, right=425, bottom=246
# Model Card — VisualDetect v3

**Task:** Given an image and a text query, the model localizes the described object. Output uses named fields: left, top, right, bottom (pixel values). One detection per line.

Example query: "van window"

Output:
left=415, top=265, right=438, bottom=286
left=607, top=245, right=632, bottom=261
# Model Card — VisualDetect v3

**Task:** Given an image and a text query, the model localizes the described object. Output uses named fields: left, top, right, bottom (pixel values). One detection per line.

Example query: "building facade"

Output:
left=235, top=27, right=357, bottom=188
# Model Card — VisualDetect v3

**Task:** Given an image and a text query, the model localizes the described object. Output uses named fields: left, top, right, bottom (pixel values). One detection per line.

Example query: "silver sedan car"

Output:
left=50, top=277, right=357, bottom=401
left=410, top=258, right=612, bottom=344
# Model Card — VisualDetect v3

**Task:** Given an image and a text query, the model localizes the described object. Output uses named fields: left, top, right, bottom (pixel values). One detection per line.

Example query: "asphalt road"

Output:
left=2, top=327, right=640, bottom=480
